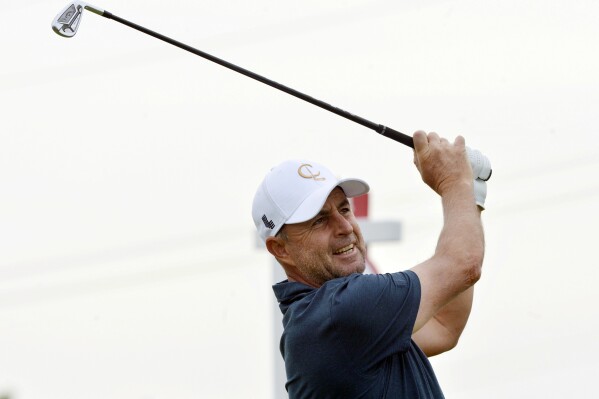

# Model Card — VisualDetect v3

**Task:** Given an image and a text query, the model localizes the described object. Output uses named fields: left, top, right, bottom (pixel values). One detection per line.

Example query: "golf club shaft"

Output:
left=100, top=10, right=414, bottom=148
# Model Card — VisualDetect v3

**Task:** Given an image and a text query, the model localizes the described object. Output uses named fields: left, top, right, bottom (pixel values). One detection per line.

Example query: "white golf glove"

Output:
left=466, top=147, right=491, bottom=209
left=473, top=178, right=487, bottom=209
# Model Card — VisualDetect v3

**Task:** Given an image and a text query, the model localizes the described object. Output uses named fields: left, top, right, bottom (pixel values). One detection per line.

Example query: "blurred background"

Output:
left=1, top=0, right=598, bottom=398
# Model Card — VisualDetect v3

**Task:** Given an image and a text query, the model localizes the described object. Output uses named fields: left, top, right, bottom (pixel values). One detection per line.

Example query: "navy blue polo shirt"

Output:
left=273, top=270, right=444, bottom=399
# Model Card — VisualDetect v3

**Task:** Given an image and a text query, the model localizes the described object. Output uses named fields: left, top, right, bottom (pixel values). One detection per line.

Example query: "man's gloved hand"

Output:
left=466, top=147, right=492, bottom=181
left=466, top=147, right=492, bottom=209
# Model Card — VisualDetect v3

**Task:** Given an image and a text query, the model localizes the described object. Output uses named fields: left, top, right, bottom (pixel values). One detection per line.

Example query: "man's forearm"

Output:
left=433, top=203, right=483, bottom=338
left=411, top=191, right=484, bottom=354
left=436, top=184, right=485, bottom=272
left=424, top=202, right=483, bottom=353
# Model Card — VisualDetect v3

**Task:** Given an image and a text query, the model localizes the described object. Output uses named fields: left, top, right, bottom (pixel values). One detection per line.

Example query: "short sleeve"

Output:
left=328, top=271, right=421, bottom=369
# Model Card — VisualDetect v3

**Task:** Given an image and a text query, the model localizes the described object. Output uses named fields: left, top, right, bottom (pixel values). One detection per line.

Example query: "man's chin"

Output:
left=335, top=259, right=366, bottom=276
left=354, top=262, right=366, bottom=275
left=357, top=263, right=366, bottom=274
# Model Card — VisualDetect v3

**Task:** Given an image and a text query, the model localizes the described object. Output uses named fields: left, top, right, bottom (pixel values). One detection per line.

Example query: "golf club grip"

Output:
left=101, top=11, right=414, bottom=148
left=378, top=126, right=414, bottom=148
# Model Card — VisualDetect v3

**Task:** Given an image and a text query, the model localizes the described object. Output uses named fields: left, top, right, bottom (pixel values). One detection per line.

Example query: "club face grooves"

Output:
left=52, top=2, right=84, bottom=37
left=51, top=2, right=105, bottom=37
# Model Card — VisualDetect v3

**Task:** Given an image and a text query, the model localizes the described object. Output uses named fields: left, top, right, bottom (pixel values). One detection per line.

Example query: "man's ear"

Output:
left=265, top=236, right=289, bottom=260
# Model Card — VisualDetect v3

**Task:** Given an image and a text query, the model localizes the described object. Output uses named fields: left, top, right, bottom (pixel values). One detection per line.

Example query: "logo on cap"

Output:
left=262, top=214, right=275, bottom=229
left=298, top=164, right=325, bottom=181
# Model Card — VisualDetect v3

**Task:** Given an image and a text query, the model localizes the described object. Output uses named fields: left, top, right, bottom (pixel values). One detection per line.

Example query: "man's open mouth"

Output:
left=333, top=244, right=355, bottom=255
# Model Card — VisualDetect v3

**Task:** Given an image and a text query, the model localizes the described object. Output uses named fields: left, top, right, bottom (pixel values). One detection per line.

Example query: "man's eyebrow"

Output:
left=305, top=197, right=351, bottom=225
left=337, top=198, right=350, bottom=208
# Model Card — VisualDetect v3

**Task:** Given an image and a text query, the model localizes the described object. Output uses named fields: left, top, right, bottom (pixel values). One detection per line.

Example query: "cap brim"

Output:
left=286, top=178, right=369, bottom=224
left=338, top=178, right=370, bottom=198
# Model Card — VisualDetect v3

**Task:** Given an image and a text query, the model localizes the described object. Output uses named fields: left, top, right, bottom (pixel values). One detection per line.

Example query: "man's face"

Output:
left=280, top=187, right=367, bottom=287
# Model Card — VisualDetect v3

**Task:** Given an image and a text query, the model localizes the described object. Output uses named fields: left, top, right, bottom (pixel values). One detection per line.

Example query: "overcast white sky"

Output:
left=1, top=0, right=598, bottom=398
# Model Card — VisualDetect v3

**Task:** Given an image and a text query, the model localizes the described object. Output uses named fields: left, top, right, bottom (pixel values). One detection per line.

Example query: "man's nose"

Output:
left=331, top=211, right=353, bottom=235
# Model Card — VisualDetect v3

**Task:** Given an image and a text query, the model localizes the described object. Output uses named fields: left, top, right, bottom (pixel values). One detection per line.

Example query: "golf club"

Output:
left=51, top=2, right=493, bottom=181
left=51, top=2, right=415, bottom=148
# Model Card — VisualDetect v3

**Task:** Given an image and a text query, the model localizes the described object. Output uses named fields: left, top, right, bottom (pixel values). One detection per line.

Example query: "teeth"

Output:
left=334, top=244, right=354, bottom=254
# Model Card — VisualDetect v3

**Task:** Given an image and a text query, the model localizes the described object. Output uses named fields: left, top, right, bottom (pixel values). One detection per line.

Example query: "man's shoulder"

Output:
left=322, top=270, right=420, bottom=294
left=274, top=271, right=420, bottom=318
left=318, top=271, right=421, bottom=322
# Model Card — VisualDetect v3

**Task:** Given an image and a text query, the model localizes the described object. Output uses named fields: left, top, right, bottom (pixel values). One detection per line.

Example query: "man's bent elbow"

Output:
left=443, top=335, right=461, bottom=354
left=463, top=252, right=483, bottom=287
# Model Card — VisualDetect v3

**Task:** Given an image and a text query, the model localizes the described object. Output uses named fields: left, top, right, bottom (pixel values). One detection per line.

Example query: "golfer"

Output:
left=252, top=131, right=487, bottom=398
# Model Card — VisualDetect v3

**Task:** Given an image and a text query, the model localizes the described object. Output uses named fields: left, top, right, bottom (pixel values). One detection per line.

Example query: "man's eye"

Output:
left=313, top=217, right=325, bottom=226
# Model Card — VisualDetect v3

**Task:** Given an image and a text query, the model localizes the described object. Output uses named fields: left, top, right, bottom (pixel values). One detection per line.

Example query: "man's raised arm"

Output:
left=409, top=131, right=486, bottom=355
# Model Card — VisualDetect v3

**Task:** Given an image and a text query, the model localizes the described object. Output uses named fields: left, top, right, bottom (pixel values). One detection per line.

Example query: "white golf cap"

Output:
left=252, top=160, right=369, bottom=242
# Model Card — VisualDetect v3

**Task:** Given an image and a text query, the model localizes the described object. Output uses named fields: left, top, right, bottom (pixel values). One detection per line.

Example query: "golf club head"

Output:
left=52, top=2, right=104, bottom=38
left=52, top=2, right=85, bottom=37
